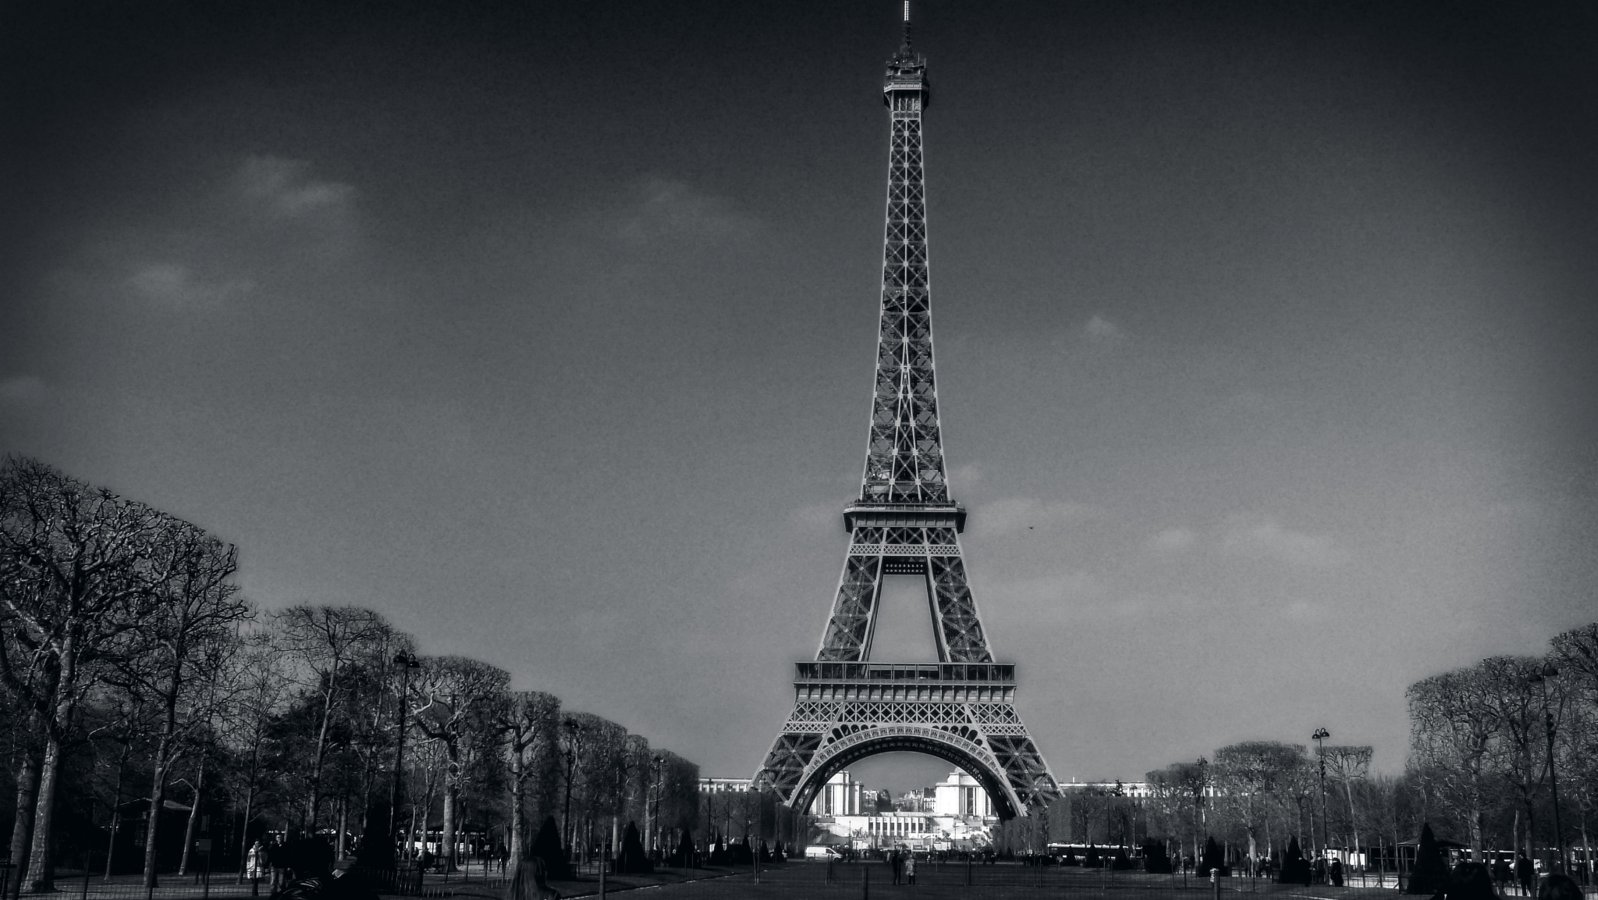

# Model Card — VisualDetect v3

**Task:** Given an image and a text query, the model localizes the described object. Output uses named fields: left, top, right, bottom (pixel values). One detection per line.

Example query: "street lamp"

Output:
left=559, top=721, right=584, bottom=863
left=1313, top=728, right=1330, bottom=864
left=1530, top=663, right=1566, bottom=873
left=389, top=651, right=422, bottom=862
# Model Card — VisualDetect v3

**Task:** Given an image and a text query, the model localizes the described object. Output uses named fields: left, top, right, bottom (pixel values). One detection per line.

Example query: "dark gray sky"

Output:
left=5, top=0, right=1596, bottom=792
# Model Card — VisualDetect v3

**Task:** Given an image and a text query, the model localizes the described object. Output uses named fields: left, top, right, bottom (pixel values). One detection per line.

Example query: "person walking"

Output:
left=268, top=836, right=289, bottom=891
left=905, top=854, right=917, bottom=886
left=1515, top=854, right=1535, bottom=897
left=246, top=839, right=267, bottom=896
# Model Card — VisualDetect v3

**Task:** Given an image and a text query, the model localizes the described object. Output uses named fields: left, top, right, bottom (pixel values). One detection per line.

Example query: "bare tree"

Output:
left=494, top=690, right=559, bottom=863
left=1212, top=741, right=1307, bottom=869
left=0, top=458, right=183, bottom=891
left=110, top=523, right=247, bottom=890
left=219, top=633, right=291, bottom=882
left=562, top=711, right=626, bottom=862
left=409, top=655, right=509, bottom=870
left=1320, top=744, right=1373, bottom=862
left=1407, top=666, right=1501, bottom=858
left=271, top=605, right=395, bottom=831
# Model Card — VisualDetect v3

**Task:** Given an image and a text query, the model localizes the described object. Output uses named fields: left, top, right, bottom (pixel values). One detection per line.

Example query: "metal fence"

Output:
left=19, top=859, right=1573, bottom=900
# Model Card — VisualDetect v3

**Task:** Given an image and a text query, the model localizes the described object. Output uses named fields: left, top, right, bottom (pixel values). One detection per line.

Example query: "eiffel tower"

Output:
left=753, top=4, right=1060, bottom=819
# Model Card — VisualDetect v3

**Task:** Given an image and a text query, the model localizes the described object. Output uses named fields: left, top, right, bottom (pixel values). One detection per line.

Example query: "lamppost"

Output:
left=389, top=651, right=422, bottom=861
left=1313, top=728, right=1330, bottom=863
left=559, top=721, right=584, bottom=863
left=1192, top=756, right=1208, bottom=866
left=1530, top=663, right=1566, bottom=873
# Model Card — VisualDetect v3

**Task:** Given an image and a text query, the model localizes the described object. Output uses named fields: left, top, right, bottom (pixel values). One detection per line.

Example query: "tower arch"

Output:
left=790, top=726, right=1020, bottom=820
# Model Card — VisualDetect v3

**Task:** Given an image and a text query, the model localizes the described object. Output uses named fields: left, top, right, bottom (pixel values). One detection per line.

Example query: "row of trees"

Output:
left=0, top=457, right=705, bottom=893
left=999, top=739, right=1384, bottom=868
left=1405, top=624, right=1598, bottom=868
left=997, top=621, right=1597, bottom=880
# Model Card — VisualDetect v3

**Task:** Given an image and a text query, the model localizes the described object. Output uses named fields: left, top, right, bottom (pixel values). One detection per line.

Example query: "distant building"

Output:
left=698, top=776, right=753, bottom=794
left=810, top=769, right=996, bottom=851
left=813, top=769, right=870, bottom=816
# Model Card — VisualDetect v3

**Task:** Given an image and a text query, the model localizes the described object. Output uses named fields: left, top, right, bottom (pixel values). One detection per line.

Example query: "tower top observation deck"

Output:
left=883, top=1, right=929, bottom=107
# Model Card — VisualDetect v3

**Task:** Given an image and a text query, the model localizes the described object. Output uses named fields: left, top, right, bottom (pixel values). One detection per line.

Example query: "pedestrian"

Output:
left=269, top=836, right=289, bottom=891
left=1493, top=859, right=1513, bottom=894
left=1516, top=854, right=1535, bottom=897
left=498, top=843, right=510, bottom=873
left=247, top=839, right=267, bottom=896
left=905, top=853, right=916, bottom=886
left=890, top=849, right=902, bottom=885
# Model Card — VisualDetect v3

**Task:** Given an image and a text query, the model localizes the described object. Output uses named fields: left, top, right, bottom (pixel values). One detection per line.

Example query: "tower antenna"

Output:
left=900, top=1, right=913, bottom=53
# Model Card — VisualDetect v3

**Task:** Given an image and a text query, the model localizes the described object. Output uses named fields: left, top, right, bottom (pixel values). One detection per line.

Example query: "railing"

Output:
left=795, top=662, right=1014, bottom=684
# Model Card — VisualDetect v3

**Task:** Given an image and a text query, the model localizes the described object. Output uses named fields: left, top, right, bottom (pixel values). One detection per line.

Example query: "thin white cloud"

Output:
left=127, top=263, right=255, bottom=309
left=1084, top=314, right=1126, bottom=343
left=1221, top=514, right=1346, bottom=568
left=975, top=496, right=1096, bottom=536
left=0, top=375, right=47, bottom=406
left=1148, top=527, right=1197, bottom=553
left=237, top=156, right=355, bottom=218
left=616, top=177, right=761, bottom=246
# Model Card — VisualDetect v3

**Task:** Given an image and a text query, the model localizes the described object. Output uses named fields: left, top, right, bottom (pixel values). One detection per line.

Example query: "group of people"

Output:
left=242, top=834, right=376, bottom=900
left=1492, top=855, right=1542, bottom=896
left=1444, top=861, right=1582, bottom=900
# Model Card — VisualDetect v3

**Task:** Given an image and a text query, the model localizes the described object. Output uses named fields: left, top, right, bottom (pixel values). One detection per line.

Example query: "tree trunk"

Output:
left=1345, top=778, right=1361, bottom=865
left=442, top=780, right=457, bottom=871
left=508, top=754, right=526, bottom=862
left=9, top=737, right=41, bottom=884
left=179, top=758, right=206, bottom=876
left=25, top=728, right=67, bottom=891
left=105, top=739, right=131, bottom=881
left=143, top=746, right=173, bottom=890
left=235, top=737, right=262, bottom=884
left=336, top=796, right=348, bottom=860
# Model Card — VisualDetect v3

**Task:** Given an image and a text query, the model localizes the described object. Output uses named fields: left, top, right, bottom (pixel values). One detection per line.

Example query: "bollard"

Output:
left=966, top=855, right=973, bottom=886
left=1212, top=868, right=1220, bottom=900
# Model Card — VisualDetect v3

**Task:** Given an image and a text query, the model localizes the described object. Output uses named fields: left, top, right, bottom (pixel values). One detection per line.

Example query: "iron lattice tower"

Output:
left=753, top=6, right=1060, bottom=819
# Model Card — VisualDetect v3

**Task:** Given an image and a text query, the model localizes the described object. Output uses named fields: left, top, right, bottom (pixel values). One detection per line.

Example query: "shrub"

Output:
left=1200, top=836, right=1227, bottom=877
left=1406, top=823, right=1450, bottom=896
left=616, top=821, right=652, bottom=875
left=1278, top=837, right=1310, bottom=885
left=529, top=815, right=569, bottom=881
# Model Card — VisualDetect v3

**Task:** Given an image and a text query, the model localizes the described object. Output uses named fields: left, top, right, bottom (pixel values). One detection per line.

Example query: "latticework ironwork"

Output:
left=754, top=11, right=1059, bottom=820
